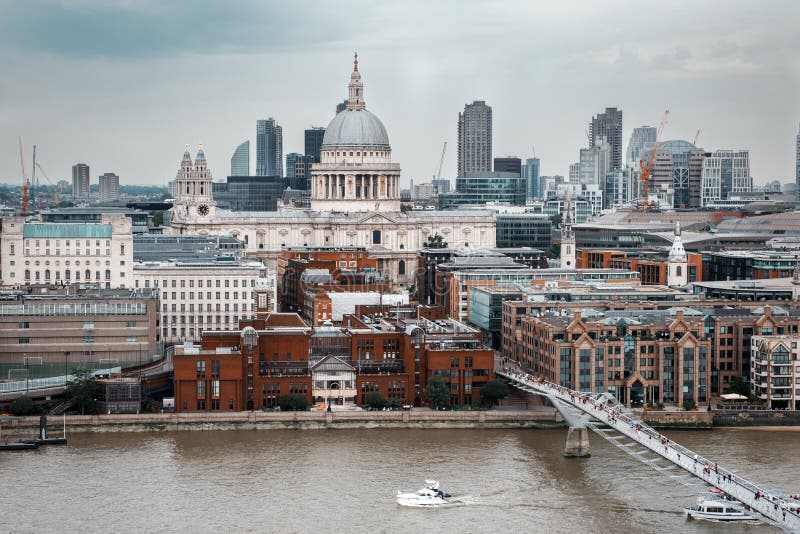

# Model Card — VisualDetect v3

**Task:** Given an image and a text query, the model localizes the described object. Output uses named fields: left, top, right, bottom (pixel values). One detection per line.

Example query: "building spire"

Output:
left=346, top=53, right=365, bottom=110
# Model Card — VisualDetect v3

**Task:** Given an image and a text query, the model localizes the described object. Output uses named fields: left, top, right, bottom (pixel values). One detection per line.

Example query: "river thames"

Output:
left=2, top=427, right=796, bottom=533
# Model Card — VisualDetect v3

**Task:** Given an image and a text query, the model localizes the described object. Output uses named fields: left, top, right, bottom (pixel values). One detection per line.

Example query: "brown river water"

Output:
left=1, top=427, right=797, bottom=533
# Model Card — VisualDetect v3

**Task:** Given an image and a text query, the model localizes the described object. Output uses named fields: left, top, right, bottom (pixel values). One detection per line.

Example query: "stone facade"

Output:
left=0, top=214, right=134, bottom=288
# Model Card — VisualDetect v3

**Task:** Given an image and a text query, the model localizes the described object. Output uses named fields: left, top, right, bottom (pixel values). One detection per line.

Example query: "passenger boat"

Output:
left=396, top=480, right=451, bottom=507
left=685, top=499, right=755, bottom=521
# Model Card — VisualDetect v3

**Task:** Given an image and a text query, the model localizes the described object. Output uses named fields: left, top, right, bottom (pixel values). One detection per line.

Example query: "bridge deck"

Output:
left=497, top=368, right=800, bottom=531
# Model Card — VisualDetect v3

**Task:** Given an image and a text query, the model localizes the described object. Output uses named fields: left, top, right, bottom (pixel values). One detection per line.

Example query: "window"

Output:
left=372, top=230, right=381, bottom=244
left=18, top=337, right=30, bottom=344
left=398, top=260, right=406, bottom=276
left=18, top=322, right=29, bottom=329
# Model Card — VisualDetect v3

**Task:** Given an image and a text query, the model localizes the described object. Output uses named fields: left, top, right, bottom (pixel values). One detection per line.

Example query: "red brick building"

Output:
left=173, top=310, right=495, bottom=411
left=577, top=249, right=703, bottom=285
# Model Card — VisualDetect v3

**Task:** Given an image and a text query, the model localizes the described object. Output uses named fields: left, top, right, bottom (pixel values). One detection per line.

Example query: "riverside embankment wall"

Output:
left=7, top=409, right=564, bottom=433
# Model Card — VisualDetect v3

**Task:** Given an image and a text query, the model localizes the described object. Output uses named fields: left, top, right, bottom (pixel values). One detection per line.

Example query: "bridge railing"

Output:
left=498, top=368, right=800, bottom=529
left=0, top=367, right=122, bottom=394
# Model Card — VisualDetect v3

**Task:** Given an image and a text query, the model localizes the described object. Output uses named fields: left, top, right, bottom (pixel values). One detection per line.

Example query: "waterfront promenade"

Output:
left=3, top=408, right=562, bottom=434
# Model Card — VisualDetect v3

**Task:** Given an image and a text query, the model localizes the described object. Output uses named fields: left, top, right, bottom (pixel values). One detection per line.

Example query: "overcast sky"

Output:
left=1, top=0, right=798, bottom=188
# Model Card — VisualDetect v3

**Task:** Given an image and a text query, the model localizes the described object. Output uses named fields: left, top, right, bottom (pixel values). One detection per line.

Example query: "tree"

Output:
left=726, top=377, right=750, bottom=397
left=364, top=391, right=390, bottom=410
left=278, top=394, right=309, bottom=411
left=480, top=379, right=509, bottom=407
left=64, top=368, right=101, bottom=415
left=545, top=244, right=560, bottom=259
left=425, top=376, right=450, bottom=409
left=400, top=203, right=412, bottom=213
left=56, top=200, right=75, bottom=208
left=424, top=233, right=448, bottom=249
left=549, top=213, right=562, bottom=227
left=9, top=396, right=42, bottom=416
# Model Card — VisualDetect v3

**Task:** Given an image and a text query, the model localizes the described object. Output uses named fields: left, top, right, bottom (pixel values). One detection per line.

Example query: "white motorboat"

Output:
left=685, top=499, right=755, bottom=522
left=396, top=480, right=451, bottom=507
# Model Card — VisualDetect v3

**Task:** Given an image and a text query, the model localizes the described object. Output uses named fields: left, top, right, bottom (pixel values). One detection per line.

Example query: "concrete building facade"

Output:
left=457, top=101, right=492, bottom=176
left=98, top=173, right=120, bottom=202
left=701, top=150, right=752, bottom=207
left=72, top=163, right=90, bottom=199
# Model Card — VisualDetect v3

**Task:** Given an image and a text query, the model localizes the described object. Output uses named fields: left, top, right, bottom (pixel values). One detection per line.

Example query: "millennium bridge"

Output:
left=497, top=368, right=800, bottom=531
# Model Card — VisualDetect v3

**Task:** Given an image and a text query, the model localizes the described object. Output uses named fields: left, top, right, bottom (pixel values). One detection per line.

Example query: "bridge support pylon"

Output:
left=564, top=426, right=590, bottom=457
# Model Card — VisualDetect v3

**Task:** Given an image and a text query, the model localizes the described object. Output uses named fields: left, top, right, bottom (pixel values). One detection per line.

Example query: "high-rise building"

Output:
left=603, top=168, right=635, bottom=208
left=457, top=101, right=492, bottom=176
left=627, top=126, right=657, bottom=167
left=305, top=127, right=326, bottom=162
left=72, top=163, right=90, bottom=199
left=579, top=140, right=611, bottom=187
left=274, top=125, right=283, bottom=177
left=568, top=163, right=581, bottom=188
left=590, top=107, right=623, bottom=170
left=701, top=150, right=751, bottom=207
left=796, top=122, right=800, bottom=205
left=523, top=158, right=541, bottom=199
left=494, top=157, right=521, bottom=174
left=285, top=152, right=301, bottom=179
left=293, top=154, right=314, bottom=191
left=256, top=118, right=282, bottom=176
left=98, top=172, right=120, bottom=202
left=230, top=140, right=250, bottom=176
left=647, top=140, right=706, bottom=208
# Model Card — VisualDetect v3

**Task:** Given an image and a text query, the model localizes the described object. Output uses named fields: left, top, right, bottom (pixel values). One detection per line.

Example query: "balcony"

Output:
left=355, top=360, right=405, bottom=375
left=259, top=362, right=309, bottom=377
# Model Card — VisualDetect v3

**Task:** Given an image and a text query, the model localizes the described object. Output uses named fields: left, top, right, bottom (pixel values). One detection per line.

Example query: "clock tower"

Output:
left=173, top=144, right=215, bottom=221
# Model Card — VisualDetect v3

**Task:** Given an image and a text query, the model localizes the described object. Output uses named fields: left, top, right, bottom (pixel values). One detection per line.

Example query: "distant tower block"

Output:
left=560, top=189, right=576, bottom=270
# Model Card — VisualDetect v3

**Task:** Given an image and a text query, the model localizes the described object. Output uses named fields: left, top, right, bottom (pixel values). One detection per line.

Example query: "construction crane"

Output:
left=692, top=129, right=701, bottom=146
left=637, top=110, right=670, bottom=211
left=35, top=162, right=60, bottom=204
left=30, top=145, right=37, bottom=212
left=19, top=137, right=29, bottom=214
left=435, top=141, right=447, bottom=181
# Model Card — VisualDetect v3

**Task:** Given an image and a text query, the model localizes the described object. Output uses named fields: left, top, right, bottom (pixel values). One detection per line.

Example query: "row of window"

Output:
left=161, top=291, right=252, bottom=302
left=22, top=269, right=123, bottom=281
left=18, top=336, right=137, bottom=344
left=136, top=278, right=252, bottom=289
left=162, top=314, right=246, bottom=324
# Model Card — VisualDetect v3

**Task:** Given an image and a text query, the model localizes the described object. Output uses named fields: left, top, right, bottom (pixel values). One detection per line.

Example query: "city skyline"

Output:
left=0, top=1, right=798, bottom=187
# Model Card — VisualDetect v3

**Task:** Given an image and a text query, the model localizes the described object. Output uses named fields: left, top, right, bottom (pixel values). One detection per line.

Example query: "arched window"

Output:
left=676, top=266, right=682, bottom=277
left=105, top=270, right=111, bottom=280
left=85, top=269, right=91, bottom=280
left=398, top=260, right=406, bottom=276
left=45, top=269, right=51, bottom=280
left=24, top=269, right=30, bottom=280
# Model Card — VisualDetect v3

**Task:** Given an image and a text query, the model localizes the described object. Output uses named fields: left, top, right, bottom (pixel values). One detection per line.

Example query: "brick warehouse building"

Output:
left=173, top=311, right=494, bottom=411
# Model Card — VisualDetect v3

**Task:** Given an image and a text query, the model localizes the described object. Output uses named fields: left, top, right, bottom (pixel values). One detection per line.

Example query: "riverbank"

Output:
left=4, top=409, right=564, bottom=434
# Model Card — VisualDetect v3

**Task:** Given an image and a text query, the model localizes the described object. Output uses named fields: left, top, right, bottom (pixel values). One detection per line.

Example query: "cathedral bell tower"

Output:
left=173, top=144, right=215, bottom=221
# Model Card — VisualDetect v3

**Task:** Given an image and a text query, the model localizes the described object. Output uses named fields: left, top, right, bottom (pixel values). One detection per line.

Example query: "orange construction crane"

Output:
left=19, top=137, right=29, bottom=214
left=637, top=110, right=670, bottom=211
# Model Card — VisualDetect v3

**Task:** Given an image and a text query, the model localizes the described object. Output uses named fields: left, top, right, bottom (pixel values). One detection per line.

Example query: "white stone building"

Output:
left=169, top=55, right=496, bottom=286
left=133, top=258, right=274, bottom=344
left=0, top=214, right=133, bottom=288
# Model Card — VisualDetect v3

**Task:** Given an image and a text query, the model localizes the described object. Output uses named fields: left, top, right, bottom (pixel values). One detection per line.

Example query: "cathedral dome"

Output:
left=322, top=108, right=390, bottom=148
